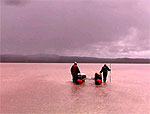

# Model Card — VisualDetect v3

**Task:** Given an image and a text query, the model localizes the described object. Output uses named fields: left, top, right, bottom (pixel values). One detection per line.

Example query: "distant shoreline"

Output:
left=0, top=54, right=150, bottom=64
left=0, top=62, right=150, bottom=64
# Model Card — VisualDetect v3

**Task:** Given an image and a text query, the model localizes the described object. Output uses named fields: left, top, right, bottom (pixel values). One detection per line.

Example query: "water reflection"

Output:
left=71, top=83, right=85, bottom=94
left=1, top=63, right=149, bottom=114
left=66, top=83, right=86, bottom=113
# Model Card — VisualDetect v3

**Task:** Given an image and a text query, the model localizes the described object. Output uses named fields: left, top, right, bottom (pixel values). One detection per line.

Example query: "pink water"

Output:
left=0, top=63, right=150, bottom=114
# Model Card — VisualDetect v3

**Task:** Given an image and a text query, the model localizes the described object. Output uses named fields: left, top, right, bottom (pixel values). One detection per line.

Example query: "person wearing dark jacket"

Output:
left=100, top=64, right=111, bottom=82
left=71, top=62, right=80, bottom=83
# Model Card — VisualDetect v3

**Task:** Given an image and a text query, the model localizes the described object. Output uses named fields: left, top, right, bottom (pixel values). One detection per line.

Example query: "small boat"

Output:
left=95, top=72, right=102, bottom=85
left=74, top=73, right=86, bottom=84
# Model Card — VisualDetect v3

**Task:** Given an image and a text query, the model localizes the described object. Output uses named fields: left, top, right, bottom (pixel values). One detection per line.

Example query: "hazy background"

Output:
left=1, top=0, right=150, bottom=58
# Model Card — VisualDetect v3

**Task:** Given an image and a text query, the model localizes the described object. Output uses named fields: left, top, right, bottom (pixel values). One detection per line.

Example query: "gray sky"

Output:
left=1, top=0, right=150, bottom=58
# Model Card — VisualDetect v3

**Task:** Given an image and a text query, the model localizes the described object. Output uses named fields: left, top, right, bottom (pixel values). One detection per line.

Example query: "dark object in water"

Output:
left=95, top=72, right=102, bottom=85
left=73, top=73, right=86, bottom=84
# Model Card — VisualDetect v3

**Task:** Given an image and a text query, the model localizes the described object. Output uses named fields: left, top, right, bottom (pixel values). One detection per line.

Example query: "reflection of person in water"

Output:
left=100, top=64, right=111, bottom=83
left=70, top=62, right=80, bottom=83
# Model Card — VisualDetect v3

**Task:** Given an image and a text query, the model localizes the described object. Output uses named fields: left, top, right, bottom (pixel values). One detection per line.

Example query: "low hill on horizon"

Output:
left=0, top=54, right=149, bottom=63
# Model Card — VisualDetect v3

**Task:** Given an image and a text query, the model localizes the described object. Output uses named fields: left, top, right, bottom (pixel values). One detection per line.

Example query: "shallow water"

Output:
left=0, top=63, right=150, bottom=114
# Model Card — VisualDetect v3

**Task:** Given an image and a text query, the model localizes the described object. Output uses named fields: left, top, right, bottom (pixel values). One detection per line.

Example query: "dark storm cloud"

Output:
left=3, top=0, right=28, bottom=6
left=1, top=0, right=150, bottom=58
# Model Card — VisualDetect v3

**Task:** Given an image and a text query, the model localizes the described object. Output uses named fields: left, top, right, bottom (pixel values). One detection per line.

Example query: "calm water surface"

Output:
left=0, top=63, right=150, bottom=114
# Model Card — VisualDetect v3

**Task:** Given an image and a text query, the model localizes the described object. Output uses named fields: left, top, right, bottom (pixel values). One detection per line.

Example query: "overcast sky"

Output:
left=1, top=0, right=150, bottom=58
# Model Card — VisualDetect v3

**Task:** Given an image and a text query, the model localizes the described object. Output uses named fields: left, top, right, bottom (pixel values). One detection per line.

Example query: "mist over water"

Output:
left=0, top=63, right=150, bottom=114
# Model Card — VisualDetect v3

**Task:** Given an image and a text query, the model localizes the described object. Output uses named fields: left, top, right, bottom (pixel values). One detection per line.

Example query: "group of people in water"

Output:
left=71, top=62, right=111, bottom=84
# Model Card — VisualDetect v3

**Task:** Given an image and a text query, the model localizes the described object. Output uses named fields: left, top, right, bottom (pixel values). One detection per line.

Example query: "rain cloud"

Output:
left=1, top=0, right=150, bottom=58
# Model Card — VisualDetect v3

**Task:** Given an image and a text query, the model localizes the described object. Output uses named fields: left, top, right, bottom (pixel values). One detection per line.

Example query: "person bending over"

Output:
left=71, top=62, right=80, bottom=83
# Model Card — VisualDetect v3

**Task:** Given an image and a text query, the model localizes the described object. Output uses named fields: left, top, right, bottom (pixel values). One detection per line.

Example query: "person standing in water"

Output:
left=71, top=62, right=80, bottom=83
left=100, top=64, right=111, bottom=83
